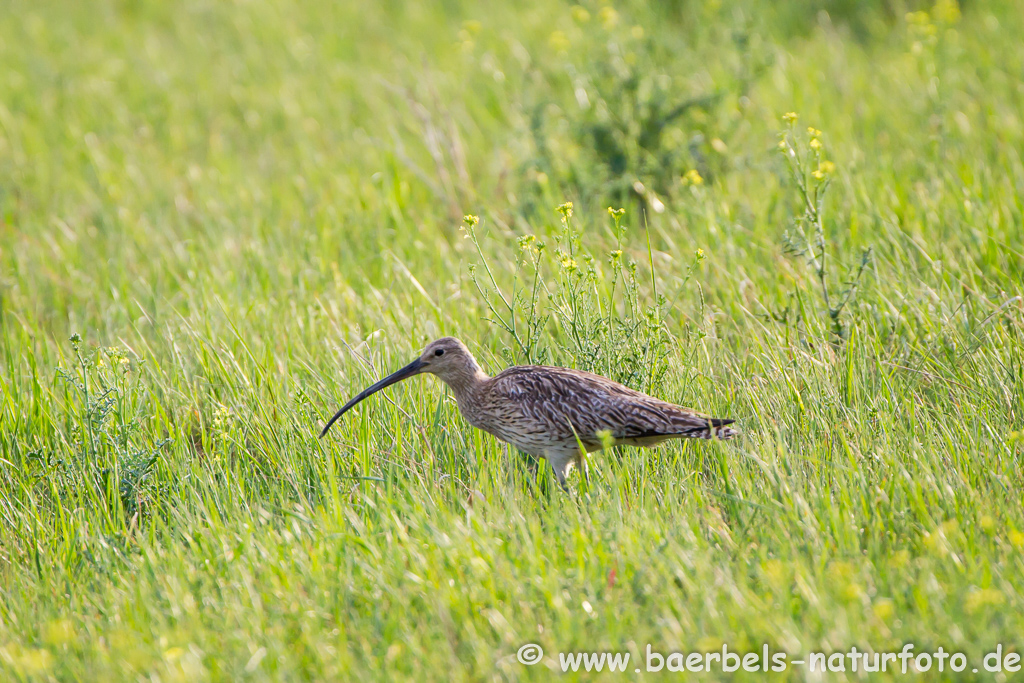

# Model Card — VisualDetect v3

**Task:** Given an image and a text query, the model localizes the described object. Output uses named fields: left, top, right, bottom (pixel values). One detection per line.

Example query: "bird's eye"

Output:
left=434, top=349, right=445, bottom=357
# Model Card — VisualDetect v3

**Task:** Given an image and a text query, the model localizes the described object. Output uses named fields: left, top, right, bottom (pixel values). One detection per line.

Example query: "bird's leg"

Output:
left=545, top=449, right=574, bottom=493
left=553, top=470, right=570, bottom=494
left=519, top=451, right=546, bottom=497
left=522, top=451, right=541, bottom=480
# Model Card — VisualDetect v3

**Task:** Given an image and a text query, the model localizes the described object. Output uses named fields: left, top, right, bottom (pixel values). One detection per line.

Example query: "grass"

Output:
left=1, top=0, right=1023, bottom=680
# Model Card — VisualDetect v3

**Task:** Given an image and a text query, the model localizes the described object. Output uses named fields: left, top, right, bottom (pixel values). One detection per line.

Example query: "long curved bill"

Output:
left=319, top=357, right=426, bottom=437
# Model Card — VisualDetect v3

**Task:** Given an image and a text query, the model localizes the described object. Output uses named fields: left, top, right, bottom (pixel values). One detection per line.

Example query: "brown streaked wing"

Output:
left=484, top=366, right=728, bottom=446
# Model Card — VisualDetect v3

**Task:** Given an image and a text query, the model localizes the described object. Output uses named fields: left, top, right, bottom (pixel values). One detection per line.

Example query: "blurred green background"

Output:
left=1, top=0, right=1023, bottom=680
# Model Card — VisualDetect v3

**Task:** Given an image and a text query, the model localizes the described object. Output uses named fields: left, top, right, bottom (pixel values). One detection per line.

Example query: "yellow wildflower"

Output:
left=549, top=30, right=570, bottom=52
left=965, top=588, right=1003, bottom=614
left=598, top=6, right=619, bottom=29
left=906, top=10, right=930, bottom=25
left=873, top=598, right=895, bottom=622
left=812, top=160, right=836, bottom=179
left=932, top=0, right=960, bottom=25
left=571, top=5, right=591, bottom=23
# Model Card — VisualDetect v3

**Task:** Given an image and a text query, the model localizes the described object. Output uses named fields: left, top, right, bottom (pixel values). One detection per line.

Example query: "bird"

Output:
left=320, top=337, right=736, bottom=490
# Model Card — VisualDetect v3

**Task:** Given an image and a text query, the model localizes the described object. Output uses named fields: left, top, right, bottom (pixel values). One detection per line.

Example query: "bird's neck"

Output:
left=438, top=361, right=489, bottom=403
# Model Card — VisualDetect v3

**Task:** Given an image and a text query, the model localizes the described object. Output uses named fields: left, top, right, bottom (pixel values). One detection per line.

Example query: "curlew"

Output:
left=320, top=337, right=736, bottom=489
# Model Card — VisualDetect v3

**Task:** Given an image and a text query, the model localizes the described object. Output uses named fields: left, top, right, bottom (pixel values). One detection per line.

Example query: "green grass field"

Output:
left=2, top=0, right=1023, bottom=680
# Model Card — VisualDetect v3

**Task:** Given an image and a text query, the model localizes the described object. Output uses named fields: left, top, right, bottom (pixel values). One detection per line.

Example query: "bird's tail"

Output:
left=696, top=418, right=737, bottom=440
left=713, top=424, right=738, bottom=440
left=634, top=416, right=738, bottom=443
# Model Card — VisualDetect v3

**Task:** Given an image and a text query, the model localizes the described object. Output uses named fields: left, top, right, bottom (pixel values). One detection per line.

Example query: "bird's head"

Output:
left=319, top=336, right=483, bottom=437
left=416, top=336, right=481, bottom=382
